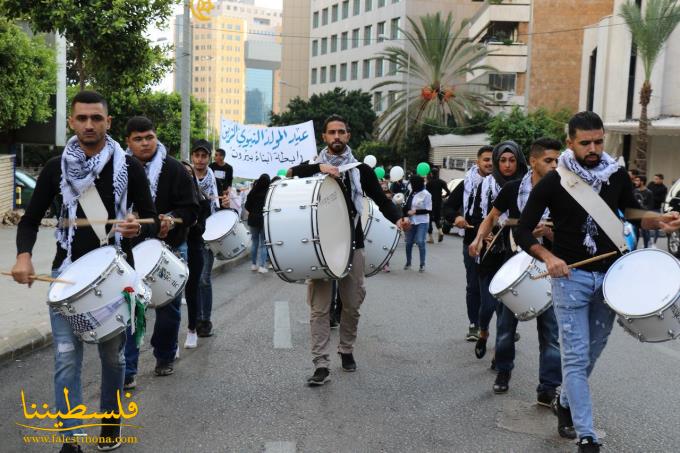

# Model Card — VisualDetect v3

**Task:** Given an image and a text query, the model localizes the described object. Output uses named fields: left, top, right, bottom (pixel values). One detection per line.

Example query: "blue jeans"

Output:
left=405, top=222, right=428, bottom=267
left=495, top=304, right=562, bottom=393
left=478, top=273, right=501, bottom=332
left=49, top=275, right=126, bottom=436
left=198, top=246, right=214, bottom=321
left=462, top=245, right=481, bottom=327
left=249, top=225, right=268, bottom=267
left=125, top=242, right=187, bottom=375
left=552, top=270, right=616, bottom=443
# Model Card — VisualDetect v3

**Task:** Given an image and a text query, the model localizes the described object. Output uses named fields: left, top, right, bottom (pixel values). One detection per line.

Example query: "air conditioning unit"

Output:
left=489, top=91, right=513, bottom=103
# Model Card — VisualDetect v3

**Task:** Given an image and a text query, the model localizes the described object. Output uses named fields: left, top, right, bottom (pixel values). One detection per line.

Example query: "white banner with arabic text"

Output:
left=219, top=119, right=317, bottom=179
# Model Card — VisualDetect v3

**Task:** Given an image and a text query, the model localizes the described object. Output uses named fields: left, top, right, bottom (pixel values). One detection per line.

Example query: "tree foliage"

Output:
left=372, top=12, right=494, bottom=145
left=399, top=119, right=460, bottom=170
left=355, top=141, right=400, bottom=167
left=0, top=19, right=55, bottom=133
left=486, top=106, right=571, bottom=157
left=269, top=88, right=376, bottom=150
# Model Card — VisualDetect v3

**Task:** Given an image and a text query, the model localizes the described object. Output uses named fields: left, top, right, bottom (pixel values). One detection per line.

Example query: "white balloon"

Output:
left=390, top=166, right=404, bottom=182
left=363, top=155, right=377, bottom=168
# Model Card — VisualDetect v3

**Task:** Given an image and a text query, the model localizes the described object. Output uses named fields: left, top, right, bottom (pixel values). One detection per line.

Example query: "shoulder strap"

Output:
left=556, top=166, right=628, bottom=253
left=78, top=185, right=111, bottom=246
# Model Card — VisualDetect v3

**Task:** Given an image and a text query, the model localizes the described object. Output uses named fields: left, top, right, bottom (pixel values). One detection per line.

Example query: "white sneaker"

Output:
left=184, top=331, right=198, bottom=349
left=258, top=266, right=268, bottom=274
left=250, top=264, right=258, bottom=271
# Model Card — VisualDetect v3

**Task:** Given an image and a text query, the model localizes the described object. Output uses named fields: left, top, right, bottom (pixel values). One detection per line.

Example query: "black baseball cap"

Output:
left=192, top=139, right=212, bottom=154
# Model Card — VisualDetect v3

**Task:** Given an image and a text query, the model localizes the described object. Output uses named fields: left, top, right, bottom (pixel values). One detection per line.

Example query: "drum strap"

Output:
left=78, top=186, right=111, bottom=246
left=556, top=167, right=628, bottom=253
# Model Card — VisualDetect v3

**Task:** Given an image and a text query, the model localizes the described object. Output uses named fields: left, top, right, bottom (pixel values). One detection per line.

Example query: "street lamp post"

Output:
left=199, top=55, right=215, bottom=141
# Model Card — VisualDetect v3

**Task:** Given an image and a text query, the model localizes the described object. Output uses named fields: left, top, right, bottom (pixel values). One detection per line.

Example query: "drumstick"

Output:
left=504, top=218, right=554, bottom=228
left=529, top=251, right=619, bottom=280
left=623, top=208, right=663, bottom=221
left=1, top=272, right=74, bottom=285
left=60, top=217, right=183, bottom=227
left=481, top=225, right=505, bottom=261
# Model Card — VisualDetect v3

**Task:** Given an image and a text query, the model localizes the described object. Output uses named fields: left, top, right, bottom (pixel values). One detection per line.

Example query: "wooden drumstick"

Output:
left=481, top=225, right=505, bottom=261
left=1, top=272, right=74, bottom=285
left=504, top=218, right=554, bottom=228
left=529, top=251, right=619, bottom=280
left=61, top=217, right=183, bottom=227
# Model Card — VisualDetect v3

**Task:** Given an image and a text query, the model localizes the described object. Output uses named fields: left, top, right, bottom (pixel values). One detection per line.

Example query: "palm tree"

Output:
left=619, top=0, right=680, bottom=174
left=372, top=12, right=495, bottom=145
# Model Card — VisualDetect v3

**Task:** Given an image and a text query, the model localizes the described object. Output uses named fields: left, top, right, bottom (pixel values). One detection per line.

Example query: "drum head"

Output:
left=604, top=249, right=680, bottom=316
left=203, top=210, right=239, bottom=242
left=360, top=197, right=374, bottom=231
left=489, top=251, right=533, bottom=294
left=317, top=176, right=352, bottom=276
left=48, top=246, right=118, bottom=302
left=132, top=239, right=165, bottom=275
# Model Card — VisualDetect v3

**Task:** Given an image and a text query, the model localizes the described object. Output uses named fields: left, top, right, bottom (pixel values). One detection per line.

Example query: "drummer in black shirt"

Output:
left=469, top=138, right=562, bottom=406
left=12, top=91, right=157, bottom=452
left=288, top=114, right=410, bottom=386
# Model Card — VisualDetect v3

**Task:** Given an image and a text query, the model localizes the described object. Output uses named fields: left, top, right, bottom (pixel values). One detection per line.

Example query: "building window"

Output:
left=320, top=66, right=327, bottom=83
left=377, top=22, right=386, bottom=42
left=388, top=60, right=397, bottom=75
left=363, top=59, right=371, bottom=79
left=352, top=28, right=360, bottom=48
left=341, top=31, right=349, bottom=51
left=340, top=63, right=348, bottom=81
left=311, top=68, right=317, bottom=84
left=373, top=91, right=383, bottom=111
left=353, top=0, right=360, bottom=16
left=488, top=73, right=517, bottom=92
left=365, top=0, right=372, bottom=12
left=312, top=40, right=319, bottom=56
left=390, top=17, right=400, bottom=39
left=379, top=0, right=386, bottom=6
left=387, top=90, right=396, bottom=108
left=332, top=4, right=339, bottom=22
left=375, top=58, right=383, bottom=77
left=342, top=0, right=349, bottom=19
left=322, top=8, right=328, bottom=25
left=351, top=61, right=358, bottom=80
left=321, top=37, right=328, bottom=54
left=364, top=25, right=372, bottom=46
left=331, top=34, right=338, bottom=52
left=330, top=65, right=337, bottom=82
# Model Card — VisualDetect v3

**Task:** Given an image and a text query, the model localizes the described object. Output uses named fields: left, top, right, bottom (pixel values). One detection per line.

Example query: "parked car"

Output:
left=14, top=169, right=36, bottom=208
left=663, top=178, right=680, bottom=258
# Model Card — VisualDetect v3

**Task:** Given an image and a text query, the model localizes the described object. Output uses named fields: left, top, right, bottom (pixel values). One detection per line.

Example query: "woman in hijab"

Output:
left=403, top=175, right=432, bottom=272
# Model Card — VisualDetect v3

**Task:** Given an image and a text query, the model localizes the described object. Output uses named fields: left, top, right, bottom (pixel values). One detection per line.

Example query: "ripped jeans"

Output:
left=551, top=270, right=615, bottom=443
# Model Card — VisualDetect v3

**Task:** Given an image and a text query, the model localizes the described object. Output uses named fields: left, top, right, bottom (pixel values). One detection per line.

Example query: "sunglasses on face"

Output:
left=578, top=139, right=604, bottom=146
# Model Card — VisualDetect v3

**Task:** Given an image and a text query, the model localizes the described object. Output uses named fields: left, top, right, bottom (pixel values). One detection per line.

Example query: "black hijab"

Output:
left=491, top=140, right=528, bottom=186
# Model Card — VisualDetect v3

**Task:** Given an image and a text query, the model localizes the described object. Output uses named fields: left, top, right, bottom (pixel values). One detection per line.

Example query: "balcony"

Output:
left=469, top=0, right=531, bottom=40
left=467, top=42, right=528, bottom=82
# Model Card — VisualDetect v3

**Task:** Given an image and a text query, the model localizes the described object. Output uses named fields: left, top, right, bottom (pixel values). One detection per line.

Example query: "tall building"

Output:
left=307, top=0, right=483, bottom=114
left=280, top=0, right=312, bottom=109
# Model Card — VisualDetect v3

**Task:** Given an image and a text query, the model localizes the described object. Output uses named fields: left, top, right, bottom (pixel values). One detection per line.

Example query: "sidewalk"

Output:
left=0, top=225, right=249, bottom=364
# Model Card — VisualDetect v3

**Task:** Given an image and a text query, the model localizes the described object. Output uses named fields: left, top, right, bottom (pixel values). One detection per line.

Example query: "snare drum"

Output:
left=48, top=246, right=150, bottom=344
left=203, top=209, right=251, bottom=260
left=132, top=239, right=188, bottom=308
left=264, top=174, right=353, bottom=283
left=361, top=197, right=400, bottom=277
left=489, top=251, right=552, bottom=321
left=603, top=248, right=680, bottom=342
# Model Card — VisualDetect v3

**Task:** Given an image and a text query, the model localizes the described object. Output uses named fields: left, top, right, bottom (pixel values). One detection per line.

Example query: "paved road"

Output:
left=2, top=235, right=680, bottom=452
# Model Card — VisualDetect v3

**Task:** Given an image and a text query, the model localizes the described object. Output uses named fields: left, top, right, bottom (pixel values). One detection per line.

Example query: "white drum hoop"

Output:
left=132, top=239, right=189, bottom=308
left=362, top=198, right=400, bottom=277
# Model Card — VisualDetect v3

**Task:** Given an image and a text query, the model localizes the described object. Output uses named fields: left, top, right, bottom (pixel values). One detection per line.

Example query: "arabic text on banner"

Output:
left=219, top=119, right=317, bottom=179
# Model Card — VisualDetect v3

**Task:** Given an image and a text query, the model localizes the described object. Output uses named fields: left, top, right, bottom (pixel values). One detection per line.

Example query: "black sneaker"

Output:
left=197, top=320, right=214, bottom=337
left=97, top=418, right=122, bottom=451
left=556, top=399, right=577, bottom=439
left=339, top=352, right=357, bottom=372
left=60, top=444, right=83, bottom=453
left=154, top=361, right=174, bottom=376
left=493, top=370, right=511, bottom=394
left=577, top=436, right=601, bottom=453
left=465, top=324, right=480, bottom=342
left=537, top=388, right=556, bottom=407
left=514, top=332, right=520, bottom=342
left=123, top=375, right=136, bottom=390
left=490, top=357, right=496, bottom=372
left=307, top=367, right=330, bottom=386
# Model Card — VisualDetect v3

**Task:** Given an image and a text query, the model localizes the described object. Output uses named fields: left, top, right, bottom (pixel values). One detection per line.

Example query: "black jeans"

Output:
left=185, top=238, right=205, bottom=331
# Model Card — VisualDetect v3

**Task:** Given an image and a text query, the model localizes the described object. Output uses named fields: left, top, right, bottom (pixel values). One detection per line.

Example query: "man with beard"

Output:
left=289, top=115, right=411, bottom=386
left=469, top=138, right=562, bottom=404
left=443, top=145, right=493, bottom=341
left=516, top=112, right=680, bottom=452
left=124, top=116, right=198, bottom=383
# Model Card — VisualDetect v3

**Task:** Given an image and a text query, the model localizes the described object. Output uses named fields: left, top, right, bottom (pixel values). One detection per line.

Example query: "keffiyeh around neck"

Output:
left=558, top=148, right=620, bottom=255
left=480, top=175, right=506, bottom=223
left=315, top=146, right=363, bottom=218
left=517, top=170, right=550, bottom=220
left=126, top=142, right=166, bottom=202
left=57, top=135, right=128, bottom=271
left=198, top=167, right=220, bottom=213
left=463, top=165, right=484, bottom=217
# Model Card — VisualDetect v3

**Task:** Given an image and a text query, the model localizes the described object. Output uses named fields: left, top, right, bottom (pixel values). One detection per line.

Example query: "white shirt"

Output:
left=409, top=189, right=432, bottom=225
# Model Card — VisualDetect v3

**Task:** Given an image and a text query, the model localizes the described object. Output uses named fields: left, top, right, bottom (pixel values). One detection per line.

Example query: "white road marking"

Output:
left=274, top=301, right=292, bottom=349
left=264, top=441, right=296, bottom=453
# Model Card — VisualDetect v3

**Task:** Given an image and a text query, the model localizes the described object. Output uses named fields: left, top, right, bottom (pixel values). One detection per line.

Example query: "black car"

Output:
left=664, top=178, right=680, bottom=258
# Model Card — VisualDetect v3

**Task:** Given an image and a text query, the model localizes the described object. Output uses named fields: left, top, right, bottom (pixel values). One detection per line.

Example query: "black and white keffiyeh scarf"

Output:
left=517, top=170, right=550, bottom=220
left=57, top=135, right=128, bottom=271
left=463, top=165, right=484, bottom=217
left=197, top=167, right=219, bottom=213
left=315, top=145, right=363, bottom=218
left=126, top=142, right=166, bottom=201
left=558, top=148, right=619, bottom=255
left=480, top=175, right=506, bottom=223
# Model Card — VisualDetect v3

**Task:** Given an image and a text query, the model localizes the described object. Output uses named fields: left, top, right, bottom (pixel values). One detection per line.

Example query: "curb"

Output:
left=0, top=252, right=251, bottom=366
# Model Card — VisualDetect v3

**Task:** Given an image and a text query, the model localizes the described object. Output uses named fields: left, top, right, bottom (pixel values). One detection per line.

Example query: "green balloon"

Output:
left=277, top=168, right=287, bottom=177
left=416, top=162, right=431, bottom=177
left=374, top=166, right=386, bottom=179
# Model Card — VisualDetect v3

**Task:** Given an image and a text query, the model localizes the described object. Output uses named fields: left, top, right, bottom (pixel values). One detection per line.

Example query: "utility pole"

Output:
left=180, top=0, right=192, bottom=161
